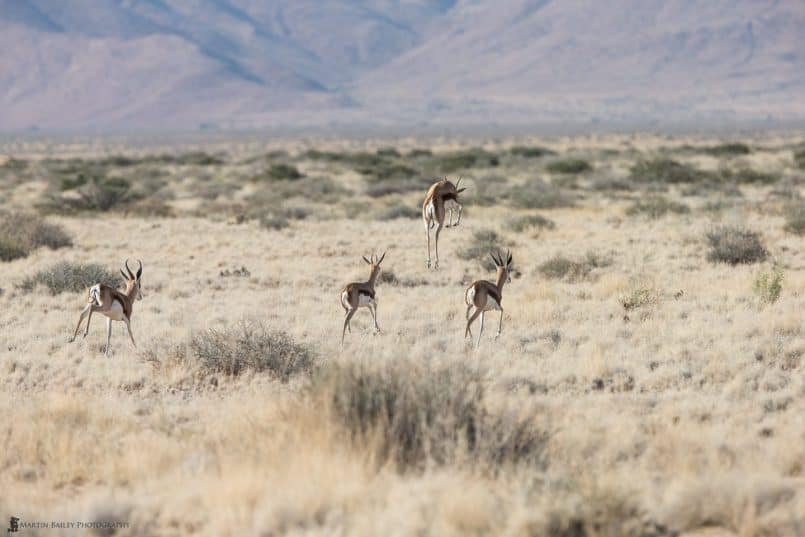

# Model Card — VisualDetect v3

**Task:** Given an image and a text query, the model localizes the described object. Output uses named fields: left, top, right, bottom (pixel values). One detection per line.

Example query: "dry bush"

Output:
left=706, top=226, right=768, bottom=265
left=19, top=261, right=120, bottom=294
left=545, top=158, right=592, bottom=174
left=538, top=251, right=611, bottom=281
left=188, top=321, right=315, bottom=380
left=312, top=359, right=547, bottom=471
left=625, top=196, right=690, bottom=219
left=504, top=213, right=555, bottom=233
left=507, top=179, right=572, bottom=209
left=0, top=212, right=73, bottom=261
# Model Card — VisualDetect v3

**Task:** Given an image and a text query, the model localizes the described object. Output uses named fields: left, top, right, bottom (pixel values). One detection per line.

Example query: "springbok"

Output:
left=69, top=259, right=143, bottom=356
left=422, top=176, right=466, bottom=269
left=465, top=250, right=512, bottom=347
left=340, top=252, right=385, bottom=343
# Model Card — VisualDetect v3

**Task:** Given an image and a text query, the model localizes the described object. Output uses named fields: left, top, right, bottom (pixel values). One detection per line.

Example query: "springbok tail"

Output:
left=89, top=284, right=102, bottom=307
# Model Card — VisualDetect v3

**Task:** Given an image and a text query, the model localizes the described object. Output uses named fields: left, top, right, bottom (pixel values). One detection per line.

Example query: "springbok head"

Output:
left=120, top=259, right=143, bottom=300
left=490, top=250, right=513, bottom=284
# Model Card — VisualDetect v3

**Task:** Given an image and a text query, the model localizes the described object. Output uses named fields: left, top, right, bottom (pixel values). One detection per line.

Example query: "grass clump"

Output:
left=0, top=212, right=73, bottom=261
left=538, top=251, right=611, bottom=282
left=545, top=158, right=592, bottom=174
left=19, top=261, right=120, bottom=294
left=630, top=158, right=711, bottom=184
left=504, top=214, right=555, bottom=233
left=783, top=204, right=805, bottom=235
left=189, top=321, right=314, bottom=379
left=706, top=226, right=768, bottom=265
left=753, top=263, right=783, bottom=305
left=458, top=229, right=509, bottom=270
left=619, top=286, right=658, bottom=312
left=312, top=359, right=547, bottom=471
left=375, top=203, right=419, bottom=221
left=625, top=196, right=690, bottom=219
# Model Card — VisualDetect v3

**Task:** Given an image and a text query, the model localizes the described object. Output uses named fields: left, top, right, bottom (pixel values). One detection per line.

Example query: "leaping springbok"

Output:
left=69, top=259, right=143, bottom=356
left=423, top=176, right=466, bottom=269
left=465, top=250, right=512, bottom=348
left=340, top=252, right=385, bottom=343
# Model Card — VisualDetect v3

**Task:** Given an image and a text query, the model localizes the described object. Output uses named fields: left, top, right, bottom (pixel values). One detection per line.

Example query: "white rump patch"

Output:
left=465, top=287, right=475, bottom=306
left=105, top=299, right=125, bottom=321
left=425, top=200, right=435, bottom=220
left=484, top=295, right=501, bottom=311
left=444, top=199, right=460, bottom=211
left=358, top=294, right=375, bottom=307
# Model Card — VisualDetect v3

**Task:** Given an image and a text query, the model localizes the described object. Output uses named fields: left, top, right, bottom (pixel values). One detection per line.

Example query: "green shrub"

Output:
left=407, top=148, right=432, bottom=158
left=783, top=204, right=805, bottom=235
left=376, top=147, right=401, bottom=158
left=794, top=149, right=805, bottom=170
left=720, top=168, right=778, bottom=184
left=504, top=214, right=555, bottom=233
left=706, top=226, right=768, bottom=265
left=259, top=164, right=304, bottom=181
left=703, top=143, right=751, bottom=156
left=189, top=321, right=314, bottom=379
left=625, top=197, right=690, bottom=219
left=509, top=146, right=555, bottom=158
left=19, top=261, right=121, bottom=294
left=312, top=359, right=547, bottom=470
left=538, top=251, right=611, bottom=282
left=545, top=158, right=592, bottom=174
left=430, top=149, right=499, bottom=173
left=629, top=158, right=712, bottom=184
left=0, top=212, right=73, bottom=261
left=507, top=179, right=572, bottom=209
left=753, top=263, right=783, bottom=305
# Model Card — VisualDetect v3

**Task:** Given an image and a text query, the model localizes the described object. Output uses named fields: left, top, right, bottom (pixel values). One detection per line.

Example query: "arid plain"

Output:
left=0, top=133, right=803, bottom=536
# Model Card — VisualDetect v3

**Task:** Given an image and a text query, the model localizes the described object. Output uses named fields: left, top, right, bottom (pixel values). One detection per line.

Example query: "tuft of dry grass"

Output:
left=706, top=226, right=768, bottom=265
left=0, top=212, right=72, bottom=261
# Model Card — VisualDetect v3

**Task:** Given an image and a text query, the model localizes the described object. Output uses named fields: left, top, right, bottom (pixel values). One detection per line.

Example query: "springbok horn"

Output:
left=362, top=255, right=371, bottom=265
left=124, top=259, right=135, bottom=280
left=136, top=259, right=143, bottom=278
left=378, top=251, right=386, bottom=264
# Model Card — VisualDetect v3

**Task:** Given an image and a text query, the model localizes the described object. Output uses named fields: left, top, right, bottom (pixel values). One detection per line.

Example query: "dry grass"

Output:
left=0, top=133, right=803, bottom=536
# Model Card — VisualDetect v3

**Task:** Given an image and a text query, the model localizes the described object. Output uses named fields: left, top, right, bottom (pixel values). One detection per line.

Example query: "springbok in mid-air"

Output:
left=422, top=176, right=466, bottom=269
left=340, top=252, right=386, bottom=344
left=70, top=259, right=143, bottom=356
left=465, top=250, right=512, bottom=348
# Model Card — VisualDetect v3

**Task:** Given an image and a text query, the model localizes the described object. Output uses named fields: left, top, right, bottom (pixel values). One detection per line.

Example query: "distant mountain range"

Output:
left=1, top=0, right=803, bottom=131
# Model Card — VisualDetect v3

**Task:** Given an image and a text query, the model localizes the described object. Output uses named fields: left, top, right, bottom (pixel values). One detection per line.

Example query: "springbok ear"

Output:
left=490, top=252, right=500, bottom=267
left=362, top=256, right=371, bottom=265
left=457, top=188, right=466, bottom=194
left=507, top=250, right=513, bottom=266
left=136, top=259, right=143, bottom=279
left=377, top=251, right=386, bottom=264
